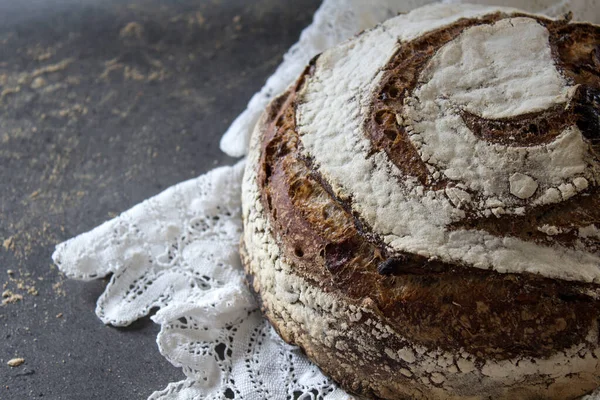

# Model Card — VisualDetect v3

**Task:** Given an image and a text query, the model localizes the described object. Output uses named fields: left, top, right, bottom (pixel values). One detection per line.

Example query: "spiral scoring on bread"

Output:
left=373, top=15, right=600, bottom=210
left=244, top=5, right=600, bottom=398
left=251, top=3, right=600, bottom=362
left=296, top=6, right=600, bottom=283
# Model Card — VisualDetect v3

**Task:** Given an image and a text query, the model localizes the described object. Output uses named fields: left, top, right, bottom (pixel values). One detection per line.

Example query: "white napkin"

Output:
left=53, top=1, right=600, bottom=399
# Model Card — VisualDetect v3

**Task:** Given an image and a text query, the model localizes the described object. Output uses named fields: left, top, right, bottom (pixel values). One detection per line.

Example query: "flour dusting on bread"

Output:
left=242, top=3, right=600, bottom=399
left=298, top=6, right=600, bottom=283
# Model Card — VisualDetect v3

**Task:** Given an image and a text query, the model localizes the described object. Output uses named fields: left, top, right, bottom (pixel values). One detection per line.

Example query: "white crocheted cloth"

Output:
left=53, top=1, right=600, bottom=399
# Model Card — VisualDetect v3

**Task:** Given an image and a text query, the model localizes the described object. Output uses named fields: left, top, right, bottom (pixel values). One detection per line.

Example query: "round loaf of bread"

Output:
left=241, top=3, right=600, bottom=399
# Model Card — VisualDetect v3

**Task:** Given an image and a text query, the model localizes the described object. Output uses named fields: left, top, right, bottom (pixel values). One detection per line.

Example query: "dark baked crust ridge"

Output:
left=451, top=185, right=600, bottom=251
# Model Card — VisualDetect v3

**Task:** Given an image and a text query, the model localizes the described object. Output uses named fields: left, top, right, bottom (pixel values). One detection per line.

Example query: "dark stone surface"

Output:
left=0, top=0, right=320, bottom=398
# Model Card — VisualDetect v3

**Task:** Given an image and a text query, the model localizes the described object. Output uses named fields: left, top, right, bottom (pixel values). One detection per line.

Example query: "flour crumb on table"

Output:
left=7, top=358, right=25, bottom=367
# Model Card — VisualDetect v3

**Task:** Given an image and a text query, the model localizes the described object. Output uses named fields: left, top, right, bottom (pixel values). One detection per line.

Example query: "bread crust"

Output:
left=241, top=5, right=600, bottom=399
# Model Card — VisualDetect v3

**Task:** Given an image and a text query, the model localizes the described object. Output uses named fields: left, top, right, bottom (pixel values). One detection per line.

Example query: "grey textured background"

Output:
left=0, top=0, right=320, bottom=398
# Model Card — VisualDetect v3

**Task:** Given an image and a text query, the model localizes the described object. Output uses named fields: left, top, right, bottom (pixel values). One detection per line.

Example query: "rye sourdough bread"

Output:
left=241, top=3, right=600, bottom=399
